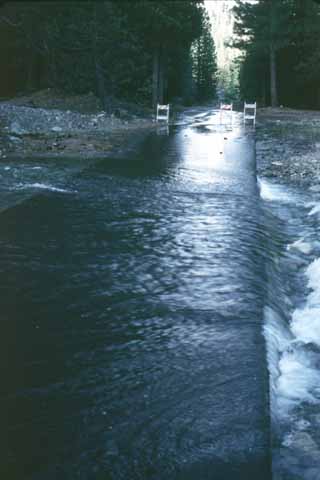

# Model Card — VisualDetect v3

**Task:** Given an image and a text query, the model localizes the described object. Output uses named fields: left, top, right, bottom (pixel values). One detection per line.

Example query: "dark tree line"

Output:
left=0, top=1, right=218, bottom=108
left=233, top=0, right=320, bottom=109
left=191, top=11, right=217, bottom=102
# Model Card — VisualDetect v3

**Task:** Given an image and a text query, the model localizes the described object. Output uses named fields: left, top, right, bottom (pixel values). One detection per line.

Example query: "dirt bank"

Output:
left=2, top=94, right=320, bottom=186
left=0, top=89, right=157, bottom=159
left=256, top=107, right=320, bottom=189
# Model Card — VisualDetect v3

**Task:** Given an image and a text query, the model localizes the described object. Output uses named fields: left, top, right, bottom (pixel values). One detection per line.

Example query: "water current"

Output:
left=260, top=179, right=320, bottom=479
left=0, top=109, right=318, bottom=479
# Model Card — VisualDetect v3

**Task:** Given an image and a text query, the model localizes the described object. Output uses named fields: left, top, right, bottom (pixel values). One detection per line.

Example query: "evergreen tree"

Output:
left=122, top=1, right=204, bottom=108
left=0, top=1, right=206, bottom=108
left=233, top=0, right=320, bottom=109
left=286, top=0, right=320, bottom=106
left=233, top=0, right=293, bottom=106
left=191, top=13, right=217, bottom=101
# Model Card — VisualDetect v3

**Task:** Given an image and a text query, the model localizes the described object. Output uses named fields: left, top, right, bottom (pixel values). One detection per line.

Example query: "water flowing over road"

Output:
left=5, top=107, right=316, bottom=479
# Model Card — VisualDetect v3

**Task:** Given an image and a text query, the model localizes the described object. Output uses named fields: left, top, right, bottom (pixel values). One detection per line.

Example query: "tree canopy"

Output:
left=233, top=0, right=320, bottom=109
left=191, top=11, right=217, bottom=102
left=0, top=1, right=218, bottom=109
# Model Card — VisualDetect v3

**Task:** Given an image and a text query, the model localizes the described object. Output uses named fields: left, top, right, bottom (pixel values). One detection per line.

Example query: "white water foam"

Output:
left=265, top=255, right=320, bottom=421
left=308, top=203, right=320, bottom=216
left=14, top=183, right=73, bottom=193
left=291, top=258, right=320, bottom=347
left=263, top=190, right=320, bottom=419
left=261, top=180, right=320, bottom=476
left=287, top=238, right=313, bottom=255
left=264, top=306, right=320, bottom=421
left=277, top=349, right=320, bottom=412
left=258, top=178, right=300, bottom=204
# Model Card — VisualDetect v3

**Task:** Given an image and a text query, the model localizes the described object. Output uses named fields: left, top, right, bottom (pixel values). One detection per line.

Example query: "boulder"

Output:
left=10, top=121, right=26, bottom=135
left=309, top=184, right=320, bottom=192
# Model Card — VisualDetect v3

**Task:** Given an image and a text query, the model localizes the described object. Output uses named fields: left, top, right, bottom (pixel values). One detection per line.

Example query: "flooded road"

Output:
left=1, top=109, right=272, bottom=479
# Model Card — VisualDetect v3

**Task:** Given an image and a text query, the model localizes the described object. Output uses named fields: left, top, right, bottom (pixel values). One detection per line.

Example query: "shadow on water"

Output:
left=81, top=128, right=182, bottom=178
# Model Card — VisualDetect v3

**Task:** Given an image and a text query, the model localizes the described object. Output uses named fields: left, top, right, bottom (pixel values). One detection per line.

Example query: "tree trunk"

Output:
left=158, top=46, right=165, bottom=104
left=152, top=46, right=160, bottom=111
left=95, top=60, right=107, bottom=110
left=27, top=51, right=35, bottom=92
left=270, top=43, right=278, bottom=107
left=49, top=50, right=57, bottom=88
left=182, top=51, right=193, bottom=104
left=196, top=41, right=201, bottom=99
left=153, top=44, right=166, bottom=109
left=92, top=4, right=108, bottom=111
left=262, top=80, right=266, bottom=107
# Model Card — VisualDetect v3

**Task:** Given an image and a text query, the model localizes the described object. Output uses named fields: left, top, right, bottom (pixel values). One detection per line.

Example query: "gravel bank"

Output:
left=256, top=107, right=320, bottom=189
left=0, top=90, right=155, bottom=159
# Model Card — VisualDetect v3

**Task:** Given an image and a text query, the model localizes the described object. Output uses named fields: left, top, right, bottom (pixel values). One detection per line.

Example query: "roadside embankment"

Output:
left=256, top=107, right=320, bottom=189
left=0, top=89, right=157, bottom=159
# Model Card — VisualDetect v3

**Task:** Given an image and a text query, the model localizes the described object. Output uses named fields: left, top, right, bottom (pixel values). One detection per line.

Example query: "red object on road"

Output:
left=221, top=104, right=232, bottom=110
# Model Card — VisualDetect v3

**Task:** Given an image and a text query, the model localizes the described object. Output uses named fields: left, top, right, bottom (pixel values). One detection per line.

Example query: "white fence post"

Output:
left=243, top=102, right=257, bottom=126
left=219, top=103, right=233, bottom=126
left=156, top=104, right=170, bottom=123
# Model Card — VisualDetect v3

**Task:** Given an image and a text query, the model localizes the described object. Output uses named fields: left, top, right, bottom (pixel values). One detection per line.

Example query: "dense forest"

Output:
left=0, top=1, right=217, bottom=109
left=3, top=0, right=320, bottom=110
left=234, top=0, right=320, bottom=109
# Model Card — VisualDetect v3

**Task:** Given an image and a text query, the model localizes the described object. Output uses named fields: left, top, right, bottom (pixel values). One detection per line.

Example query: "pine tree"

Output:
left=191, top=13, right=217, bottom=101
left=233, top=0, right=293, bottom=107
left=0, top=1, right=212, bottom=108
left=123, top=1, right=204, bottom=109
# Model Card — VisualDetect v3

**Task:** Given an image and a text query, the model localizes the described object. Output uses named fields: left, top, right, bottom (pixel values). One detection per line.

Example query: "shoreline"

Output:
left=256, top=107, right=320, bottom=189
left=2, top=96, right=320, bottom=193
left=0, top=106, right=156, bottom=161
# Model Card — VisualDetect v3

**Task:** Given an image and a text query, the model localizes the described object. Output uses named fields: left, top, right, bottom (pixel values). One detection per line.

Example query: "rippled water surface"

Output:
left=1, top=110, right=274, bottom=479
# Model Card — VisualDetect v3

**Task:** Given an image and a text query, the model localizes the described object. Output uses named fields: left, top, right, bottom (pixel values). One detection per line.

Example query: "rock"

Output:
left=290, top=432, right=320, bottom=461
left=10, top=121, right=26, bottom=135
left=304, top=468, right=320, bottom=480
left=9, top=135, right=22, bottom=143
left=310, top=413, right=320, bottom=425
left=309, top=184, right=320, bottom=192
left=52, top=126, right=63, bottom=132
left=105, top=440, right=119, bottom=457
